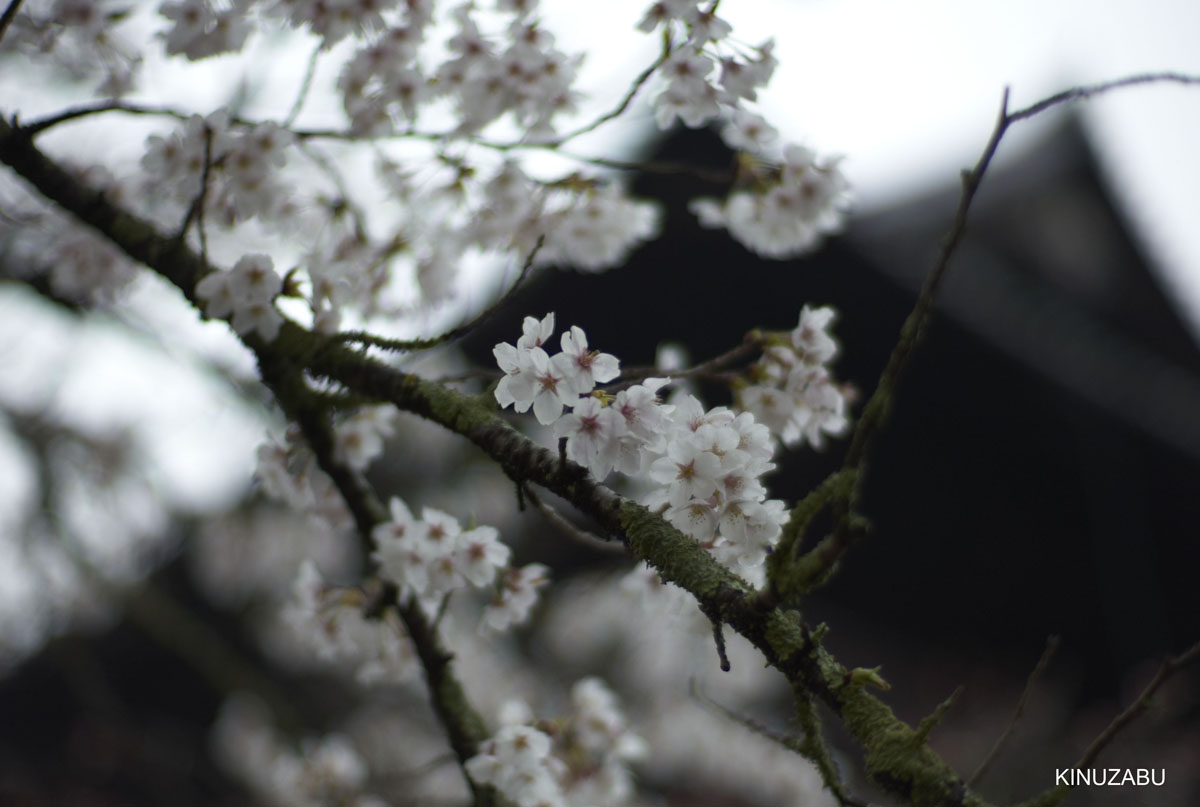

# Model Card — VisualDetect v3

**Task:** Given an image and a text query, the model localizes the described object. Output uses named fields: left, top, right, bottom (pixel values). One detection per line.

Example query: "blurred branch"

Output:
left=799, top=71, right=1200, bottom=595
left=691, top=679, right=870, bottom=807
left=970, top=636, right=1060, bottom=787
left=0, top=0, right=25, bottom=47
left=175, top=122, right=214, bottom=262
left=547, top=36, right=673, bottom=147
left=522, top=484, right=625, bottom=554
left=284, top=42, right=323, bottom=129
left=609, top=328, right=764, bottom=391
left=1076, top=639, right=1200, bottom=768
left=1008, top=72, right=1200, bottom=121
left=253, top=364, right=498, bottom=807
left=13, top=96, right=736, bottom=186
left=16, top=100, right=192, bottom=136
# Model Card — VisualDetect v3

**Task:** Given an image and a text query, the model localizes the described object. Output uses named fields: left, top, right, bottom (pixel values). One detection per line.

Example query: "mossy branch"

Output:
left=252, top=357, right=498, bottom=807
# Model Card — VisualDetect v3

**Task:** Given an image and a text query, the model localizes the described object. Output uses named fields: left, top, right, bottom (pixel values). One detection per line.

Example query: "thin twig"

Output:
left=609, top=329, right=764, bottom=392
left=845, top=70, right=1200, bottom=481
left=295, top=139, right=370, bottom=240
left=808, top=72, right=1200, bottom=591
left=970, top=635, right=1060, bottom=787
left=383, top=752, right=459, bottom=784
left=18, top=100, right=191, bottom=136
left=176, top=124, right=215, bottom=264
left=1077, top=639, right=1200, bottom=769
left=690, top=681, right=869, bottom=807
left=697, top=599, right=732, bottom=671
left=913, top=685, right=965, bottom=744
left=521, top=485, right=624, bottom=554
left=284, top=42, right=323, bottom=129
left=1009, top=72, right=1200, bottom=122
left=545, top=39, right=673, bottom=148
left=842, top=86, right=1012, bottom=474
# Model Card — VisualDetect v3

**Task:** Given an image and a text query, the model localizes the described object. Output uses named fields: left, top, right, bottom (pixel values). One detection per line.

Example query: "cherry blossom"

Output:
left=196, top=253, right=284, bottom=341
left=554, top=325, right=620, bottom=395
left=483, top=563, right=551, bottom=633
left=554, top=396, right=627, bottom=480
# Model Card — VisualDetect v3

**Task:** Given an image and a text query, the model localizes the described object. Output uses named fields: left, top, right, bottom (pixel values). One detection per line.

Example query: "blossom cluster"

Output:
left=642, top=397, right=788, bottom=584
left=371, top=496, right=548, bottom=631
left=337, top=1, right=579, bottom=140
left=190, top=506, right=360, bottom=610
left=691, top=144, right=851, bottom=259
left=283, top=560, right=421, bottom=686
left=195, top=253, right=286, bottom=341
left=276, top=143, right=656, bottom=331
left=141, top=111, right=294, bottom=225
left=466, top=678, right=645, bottom=807
left=263, top=0, right=418, bottom=47
left=334, top=406, right=397, bottom=470
left=647, top=25, right=774, bottom=131
left=632, top=1, right=850, bottom=256
left=31, top=0, right=841, bottom=335
left=737, top=305, right=850, bottom=449
left=494, top=314, right=794, bottom=586
left=159, top=0, right=252, bottom=59
left=468, top=163, right=662, bottom=276
left=466, top=723, right=565, bottom=806
left=483, top=562, right=551, bottom=632
left=255, top=411, right=394, bottom=533
left=5, top=0, right=139, bottom=95
left=47, top=227, right=137, bottom=304
left=156, top=0, right=417, bottom=56
left=151, top=0, right=581, bottom=139
left=495, top=312, right=620, bottom=426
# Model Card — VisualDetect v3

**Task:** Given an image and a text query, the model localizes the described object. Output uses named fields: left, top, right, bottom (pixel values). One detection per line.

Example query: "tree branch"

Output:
left=793, top=71, right=1200, bottom=593
left=1076, top=639, right=1200, bottom=769
left=0, top=0, right=24, bottom=46
left=252, top=360, right=497, bottom=807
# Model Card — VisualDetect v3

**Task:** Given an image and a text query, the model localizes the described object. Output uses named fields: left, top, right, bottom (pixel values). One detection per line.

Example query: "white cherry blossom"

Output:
left=554, top=326, right=620, bottom=395
left=554, top=396, right=627, bottom=480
